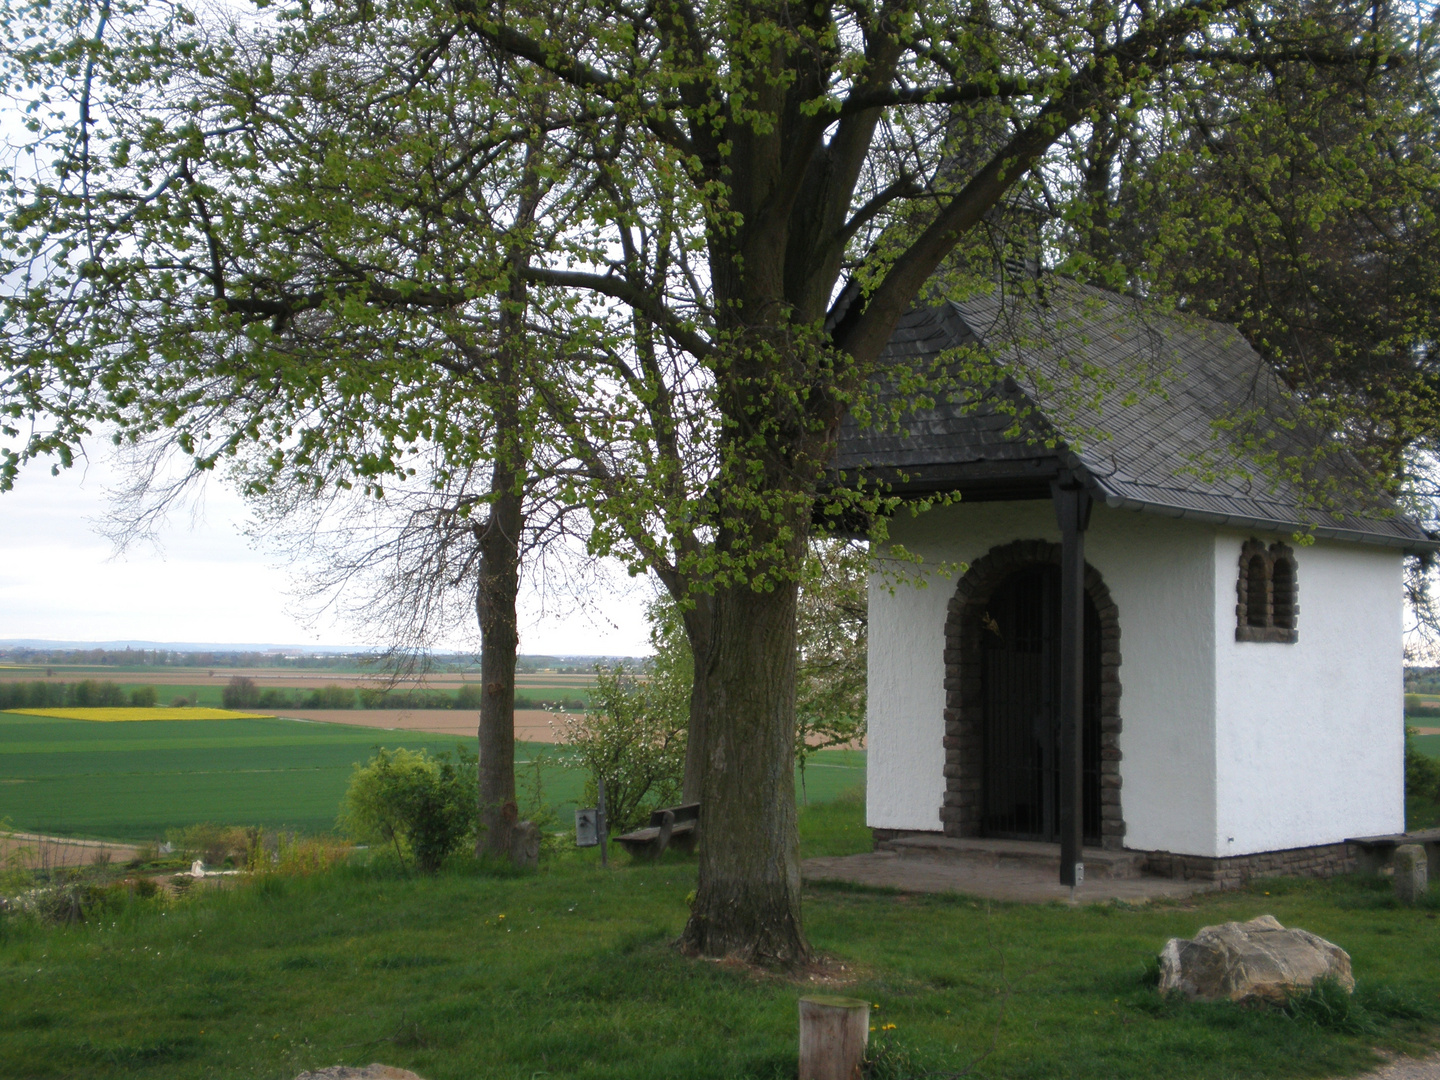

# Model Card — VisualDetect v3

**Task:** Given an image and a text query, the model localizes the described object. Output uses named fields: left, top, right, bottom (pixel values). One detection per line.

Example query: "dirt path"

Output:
left=1350, top=1053, right=1440, bottom=1079
left=0, top=832, right=140, bottom=869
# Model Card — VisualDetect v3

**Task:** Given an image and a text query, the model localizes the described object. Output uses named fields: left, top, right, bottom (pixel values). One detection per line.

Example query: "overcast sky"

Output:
left=0, top=445, right=652, bottom=656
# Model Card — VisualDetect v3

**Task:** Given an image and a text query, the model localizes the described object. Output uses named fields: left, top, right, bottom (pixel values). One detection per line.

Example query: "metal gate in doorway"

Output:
left=978, top=563, right=1101, bottom=844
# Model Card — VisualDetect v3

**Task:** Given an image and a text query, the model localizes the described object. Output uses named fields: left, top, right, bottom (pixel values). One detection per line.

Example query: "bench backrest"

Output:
left=649, top=802, right=701, bottom=827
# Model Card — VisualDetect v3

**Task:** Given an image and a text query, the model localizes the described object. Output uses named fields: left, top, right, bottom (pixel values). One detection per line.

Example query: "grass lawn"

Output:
left=1, top=794, right=1438, bottom=1080
left=0, top=711, right=865, bottom=843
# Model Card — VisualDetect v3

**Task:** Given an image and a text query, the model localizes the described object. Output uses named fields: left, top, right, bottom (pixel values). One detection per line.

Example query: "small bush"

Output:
left=26, top=880, right=128, bottom=925
left=170, top=695, right=192, bottom=708
left=306, top=685, right=356, bottom=709
left=71, top=680, right=125, bottom=707
left=339, top=746, right=477, bottom=872
left=222, top=676, right=259, bottom=709
left=455, top=683, right=483, bottom=710
left=166, top=824, right=260, bottom=868
left=129, top=685, right=158, bottom=707
left=562, top=670, right=686, bottom=836
left=1406, top=727, right=1440, bottom=802
left=1406, top=693, right=1424, bottom=714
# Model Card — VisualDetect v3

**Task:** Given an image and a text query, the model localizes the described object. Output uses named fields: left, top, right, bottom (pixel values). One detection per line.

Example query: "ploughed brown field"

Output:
left=0, top=831, right=141, bottom=869
left=0, top=667, right=595, bottom=690
left=279, top=708, right=570, bottom=743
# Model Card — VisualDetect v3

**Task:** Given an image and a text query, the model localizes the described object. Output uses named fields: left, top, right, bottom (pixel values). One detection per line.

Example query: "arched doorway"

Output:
left=941, top=540, right=1124, bottom=848
left=978, top=563, right=1101, bottom=844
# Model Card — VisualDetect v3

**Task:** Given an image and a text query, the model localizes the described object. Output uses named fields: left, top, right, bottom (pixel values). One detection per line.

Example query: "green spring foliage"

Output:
left=338, top=746, right=478, bottom=873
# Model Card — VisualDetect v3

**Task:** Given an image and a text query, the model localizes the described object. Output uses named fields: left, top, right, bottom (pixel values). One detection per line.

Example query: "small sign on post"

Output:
left=575, top=776, right=610, bottom=866
left=575, top=808, right=599, bottom=848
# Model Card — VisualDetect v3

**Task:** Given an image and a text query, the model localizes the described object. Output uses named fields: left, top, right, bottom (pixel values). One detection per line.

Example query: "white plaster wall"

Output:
left=867, top=501, right=1219, bottom=854
left=1213, top=536, right=1405, bottom=855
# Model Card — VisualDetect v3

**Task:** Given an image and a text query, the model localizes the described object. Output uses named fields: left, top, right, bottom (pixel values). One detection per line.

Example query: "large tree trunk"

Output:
left=680, top=574, right=808, bottom=964
left=472, top=138, right=543, bottom=862
left=679, top=596, right=713, bottom=805
left=474, top=472, right=523, bottom=860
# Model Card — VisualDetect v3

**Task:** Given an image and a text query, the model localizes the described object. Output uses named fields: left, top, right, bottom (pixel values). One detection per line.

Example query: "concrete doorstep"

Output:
left=802, top=840, right=1214, bottom=903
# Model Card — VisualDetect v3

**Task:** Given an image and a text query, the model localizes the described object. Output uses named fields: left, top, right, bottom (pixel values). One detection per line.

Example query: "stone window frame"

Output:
left=940, top=540, right=1126, bottom=850
left=1235, top=538, right=1299, bottom=643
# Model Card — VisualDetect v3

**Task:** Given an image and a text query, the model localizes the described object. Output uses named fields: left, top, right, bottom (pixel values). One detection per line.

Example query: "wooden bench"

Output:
left=1346, top=828, right=1440, bottom=878
left=615, top=803, right=700, bottom=859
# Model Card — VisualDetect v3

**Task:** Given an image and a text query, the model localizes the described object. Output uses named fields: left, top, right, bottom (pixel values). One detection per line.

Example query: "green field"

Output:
left=0, top=680, right=594, bottom=709
left=0, top=712, right=864, bottom=842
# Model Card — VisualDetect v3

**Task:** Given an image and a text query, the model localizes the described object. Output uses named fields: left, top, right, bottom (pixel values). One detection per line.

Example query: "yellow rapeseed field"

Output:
left=2, top=707, right=274, bottom=722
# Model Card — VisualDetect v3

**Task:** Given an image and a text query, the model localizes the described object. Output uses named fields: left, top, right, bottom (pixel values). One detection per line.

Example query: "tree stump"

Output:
left=1395, top=843, right=1428, bottom=904
left=798, top=995, right=869, bottom=1080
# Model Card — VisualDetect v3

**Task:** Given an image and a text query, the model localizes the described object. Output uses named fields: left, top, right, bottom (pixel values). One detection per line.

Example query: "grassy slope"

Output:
left=1, top=796, right=1438, bottom=1080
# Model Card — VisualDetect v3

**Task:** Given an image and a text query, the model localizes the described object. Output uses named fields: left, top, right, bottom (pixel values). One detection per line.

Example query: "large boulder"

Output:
left=1157, top=914, right=1353, bottom=1004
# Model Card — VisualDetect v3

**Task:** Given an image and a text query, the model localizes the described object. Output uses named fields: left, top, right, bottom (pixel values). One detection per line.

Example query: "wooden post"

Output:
left=597, top=775, right=609, bottom=868
left=798, top=996, right=869, bottom=1080
left=1052, top=477, right=1092, bottom=890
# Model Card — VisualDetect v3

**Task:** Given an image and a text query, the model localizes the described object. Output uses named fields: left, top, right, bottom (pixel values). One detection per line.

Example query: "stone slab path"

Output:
left=802, top=850, right=1215, bottom=903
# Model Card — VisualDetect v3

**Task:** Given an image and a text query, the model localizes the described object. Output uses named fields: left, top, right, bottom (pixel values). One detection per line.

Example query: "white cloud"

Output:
left=0, top=451, right=650, bottom=655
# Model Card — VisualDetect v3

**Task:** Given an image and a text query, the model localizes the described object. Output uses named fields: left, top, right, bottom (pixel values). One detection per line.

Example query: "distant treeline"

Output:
left=1408, top=668, right=1440, bottom=696
left=221, top=677, right=587, bottom=712
left=0, top=646, right=617, bottom=673
left=2, top=647, right=440, bottom=670
left=0, top=680, right=159, bottom=709
left=0, top=676, right=589, bottom=713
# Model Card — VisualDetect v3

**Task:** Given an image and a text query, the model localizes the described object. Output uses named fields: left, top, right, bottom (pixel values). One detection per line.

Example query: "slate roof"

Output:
left=833, top=279, right=1436, bottom=552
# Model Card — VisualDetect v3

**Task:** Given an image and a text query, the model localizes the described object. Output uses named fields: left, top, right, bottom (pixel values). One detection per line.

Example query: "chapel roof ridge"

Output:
left=832, top=277, right=1436, bottom=553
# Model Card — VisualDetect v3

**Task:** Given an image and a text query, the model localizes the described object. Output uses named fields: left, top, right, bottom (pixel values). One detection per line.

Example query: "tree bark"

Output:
left=472, top=135, right=545, bottom=863
left=679, top=595, right=714, bottom=805
left=474, top=469, right=523, bottom=860
left=680, top=567, right=809, bottom=965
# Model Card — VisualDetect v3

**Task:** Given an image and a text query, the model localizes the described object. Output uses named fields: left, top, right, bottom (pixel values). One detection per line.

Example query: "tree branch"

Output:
left=520, top=265, right=714, bottom=359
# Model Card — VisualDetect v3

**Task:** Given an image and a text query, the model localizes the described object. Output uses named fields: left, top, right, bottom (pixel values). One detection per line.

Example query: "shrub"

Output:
left=1406, top=727, right=1440, bottom=802
left=1406, top=693, right=1423, bottom=714
left=455, top=683, right=483, bottom=710
left=170, top=695, right=193, bottom=707
left=562, top=658, right=687, bottom=836
left=339, top=747, right=477, bottom=872
left=166, top=823, right=261, bottom=868
left=129, top=685, right=158, bottom=707
left=306, top=685, right=356, bottom=709
left=222, top=676, right=259, bottom=709
left=71, top=680, right=124, bottom=707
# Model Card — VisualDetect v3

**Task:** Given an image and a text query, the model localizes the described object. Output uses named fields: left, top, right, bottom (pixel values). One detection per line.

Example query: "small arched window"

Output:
left=1236, top=539, right=1298, bottom=643
left=1271, top=557, right=1297, bottom=632
left=1245, top=555, right=1270, bottom=628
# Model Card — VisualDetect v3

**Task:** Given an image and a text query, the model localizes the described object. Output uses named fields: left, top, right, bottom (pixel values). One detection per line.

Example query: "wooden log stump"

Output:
left=1395, top=843, right=1428, bottom=904
left=798, top=995, right=869, bottom=1080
